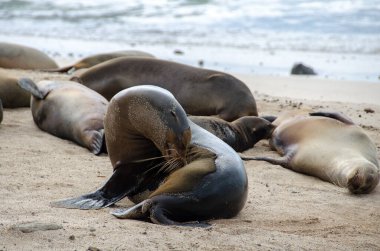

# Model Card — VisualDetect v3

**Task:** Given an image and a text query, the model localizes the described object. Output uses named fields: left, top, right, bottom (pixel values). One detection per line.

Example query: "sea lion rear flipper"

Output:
left=50, top=166, right=135, bottom=209
left=309, top=111, right=355, bottom=125
left=17, top=78, right=49, bottom=99
left=111, top=199, right=211, bottom=228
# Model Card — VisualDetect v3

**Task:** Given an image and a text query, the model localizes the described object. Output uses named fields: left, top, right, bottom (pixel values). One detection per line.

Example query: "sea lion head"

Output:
left=233, top=116, right=275, bottom=145
left=346, top=160, right=379, bottom=194
left=123, top=85, right=191, bottom=165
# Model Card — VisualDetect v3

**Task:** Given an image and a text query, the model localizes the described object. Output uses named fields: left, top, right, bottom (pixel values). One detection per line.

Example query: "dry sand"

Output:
left=0, top=68, right=379, bottom=251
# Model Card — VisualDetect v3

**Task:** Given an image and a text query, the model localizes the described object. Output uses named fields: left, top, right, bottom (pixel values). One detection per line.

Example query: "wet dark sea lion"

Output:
left=72, top=57, right=258, bottom=121
left=0, top=42, right=58, bottom=70
left=18, top=78, right=108, bottom=155
left=189, top=116, right=274, bottom=152
left=0, top=73, right=30, bottom=108
left=46, top=50, right=155, bottom=73
left=242, top=111, right=380, bottom=194
left=52, top=85, right=248, bottom=227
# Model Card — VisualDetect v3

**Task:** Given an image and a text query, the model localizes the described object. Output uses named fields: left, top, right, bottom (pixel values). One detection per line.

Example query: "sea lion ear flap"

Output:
left=309, top=111, right=355, bottom=125
left=17, top=77, right=49, bottom=100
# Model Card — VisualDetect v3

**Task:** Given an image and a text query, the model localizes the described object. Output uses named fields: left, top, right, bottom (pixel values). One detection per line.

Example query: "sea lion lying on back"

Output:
left=0, top=42, right=58, bottom=70
left=52, top=85, right=248, bottom=227
left=18, top=78, right=108, bottom=155
left=242, top=111, right=380, bottom=194
left=189, top=116, right=274, bottom=152
left=46, top=50, right=155, bottom=73
left=71, top=57, right=258, bottom=121
left=0, top=72, right=30, bottom=108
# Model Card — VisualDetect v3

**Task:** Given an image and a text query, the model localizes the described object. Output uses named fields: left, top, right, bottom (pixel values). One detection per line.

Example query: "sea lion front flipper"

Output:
left=86, top=129, right=106, bottom=155
left=51, top=166, right=136, bottom=209
left=17, top=78, right=48, bottom=99
left=240, top=155, right=291, bottom=169
left=309, top=111, right=355, bottom=125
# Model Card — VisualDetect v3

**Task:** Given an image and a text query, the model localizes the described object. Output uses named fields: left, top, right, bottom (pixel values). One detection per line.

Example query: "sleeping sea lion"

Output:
left=51, top=85, right=248, bottom=227
left=71, top=57, right=258, bottom=121
left=0, top=42, right=58, bottom=70
left=18, top=78, right=108, bottom=155
left=242, top=111, right=380, bottom=194
left=46, top=50, right=155, bottom=73
left=0, top=73, right=30, bottom=108
left=189, top=116, right=274, bottom=152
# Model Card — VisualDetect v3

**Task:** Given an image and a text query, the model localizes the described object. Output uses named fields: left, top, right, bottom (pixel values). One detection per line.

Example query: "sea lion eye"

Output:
left=170, top=111, right=176, bottom=117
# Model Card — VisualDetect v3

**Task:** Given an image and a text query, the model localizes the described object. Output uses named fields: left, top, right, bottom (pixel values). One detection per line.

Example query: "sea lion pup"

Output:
left=51, top=85, right=248, bottom=227
left=242, top=111, right=380, bottom=194
left=18, top=78, right=108, bottom=155
left=45, top=50, right=155, bottom=73
left=71, top=57, right=257, bottom=121
left=0, top=42, right=58, bottom=70
left=0, top=73, right=30, bottom=108
left=189, top=115, right=274, bottom=152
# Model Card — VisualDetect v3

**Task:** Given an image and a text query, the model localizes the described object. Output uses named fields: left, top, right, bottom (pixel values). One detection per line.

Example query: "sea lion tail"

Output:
left=50, top=167, right=134, bottom=210
left=17, top=78, right=47, bottom=99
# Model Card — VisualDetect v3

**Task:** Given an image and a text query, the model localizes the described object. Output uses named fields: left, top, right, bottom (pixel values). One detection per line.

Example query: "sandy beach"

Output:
left=0, top=65, right=379, bottom=251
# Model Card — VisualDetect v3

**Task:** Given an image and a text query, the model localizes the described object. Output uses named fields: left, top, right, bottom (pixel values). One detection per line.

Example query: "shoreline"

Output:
left=1, top=34, right=380, bottom=83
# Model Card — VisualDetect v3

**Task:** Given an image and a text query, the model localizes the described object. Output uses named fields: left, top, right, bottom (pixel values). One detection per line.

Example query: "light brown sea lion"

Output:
left=18, top=78, right=108, bottom=155
left=242, top=111, right=380, bottom=194
left=71, top=57, right=258, bottom=121
left=0, top=73, right=30, bottom=108
left=52, top=85, right=247, bottom=227
left=189, top=115, right=274, bottom=152
left=46, top=50, right=155, bottom=73
left=0, top=42, right=58, bottom=70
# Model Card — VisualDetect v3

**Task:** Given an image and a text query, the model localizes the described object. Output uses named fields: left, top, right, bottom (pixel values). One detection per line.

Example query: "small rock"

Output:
left=11, top=222, right=63, bottom=233
left=290, top=63, right=317, bottom=75
left=174, top=49, right=184, bottom=55
left=198, top=59, right=204, bottom=67
left=87, top=247, right=101, bottom=251
left=364, top=108, right=375, bottom=113
left=89, top=228, right=96, bottom=232
left=69, top=235, right=75, bottom=240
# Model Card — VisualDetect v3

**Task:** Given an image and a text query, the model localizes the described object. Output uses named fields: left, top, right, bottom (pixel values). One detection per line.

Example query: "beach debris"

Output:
left=11, top=222, right=63, bottom=233
left=198, top=59, right=204, bottom=67
left=69, top=235, right=75, bottom=240
left=364, top=108, right=375, bottom=113
left=87, top=246, right=102, bottom=251
left=290, top=63, right=317, bottom=75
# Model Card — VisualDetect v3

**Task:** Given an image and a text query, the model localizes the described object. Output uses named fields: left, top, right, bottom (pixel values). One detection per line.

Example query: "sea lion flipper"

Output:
left=260, top=115, right=277, bottom=123
left=87, top=129, right=105, bottom=155
left=309, top=111, right=355, bottom=125
left=240, top=155, right=290, bottom=168
left=51, top=167, right=135, bottom=209
left=17, top=78, right=48, bottom=99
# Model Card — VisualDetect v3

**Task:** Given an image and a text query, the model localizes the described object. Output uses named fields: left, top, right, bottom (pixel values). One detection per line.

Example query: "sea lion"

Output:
left=189, top=115, right=274, bottom=152
left=18, top=78, right=108, bottom=155
left=0, top=73, right=30, bottom=108
left=46, top=50, right=155, bottom=73
left=242, top=111, right=380, bottom=194
left=0, top=42, right=58, bottom=70
left=71, top=57, right=258, bottom=121
left=51, top=85, right=247, bottom=227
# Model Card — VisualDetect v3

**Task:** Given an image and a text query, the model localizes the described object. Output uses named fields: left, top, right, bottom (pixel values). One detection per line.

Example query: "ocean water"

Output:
left=0, top=0, right=379, bottom=81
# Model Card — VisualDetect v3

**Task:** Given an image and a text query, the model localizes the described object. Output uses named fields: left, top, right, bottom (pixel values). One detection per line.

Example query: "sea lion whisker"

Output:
left=131, top=155, right=168, bottom=163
